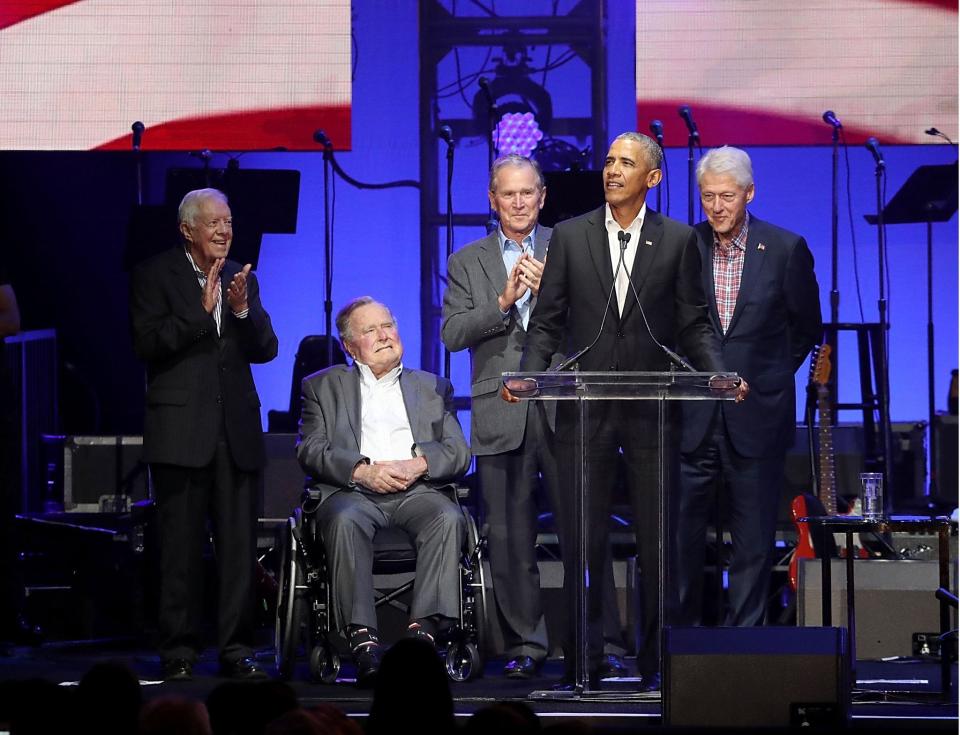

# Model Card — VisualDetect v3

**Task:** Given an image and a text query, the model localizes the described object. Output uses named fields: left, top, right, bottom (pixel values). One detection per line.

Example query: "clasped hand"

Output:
left=353, top=457, right=428, bottom=494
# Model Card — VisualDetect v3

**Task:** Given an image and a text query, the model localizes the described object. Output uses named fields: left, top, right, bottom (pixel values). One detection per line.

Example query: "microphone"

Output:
left=649, top=119, right=664, bottom=146
left=131, top=121, right=145, bottom=151
left=553, top=232, right=628, bottom=372
left=189, top=148, right=211, bottom=162
left=822, top=110, right=842, bottom=129
left=618, top=232, right=697, bottom=372
left=678, top=105, right=699, bottom=139
left=864, top=137, right=885, bottom=168
left=478, top=76, right=497, bottom=111
left=313, top=129, right=333, bottom=149
left=926, top=127, right=955, bottom=144
left=438, top=124, right=454, bottom=145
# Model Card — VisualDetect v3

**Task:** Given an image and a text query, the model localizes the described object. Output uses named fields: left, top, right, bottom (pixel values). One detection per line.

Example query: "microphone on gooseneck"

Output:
left=678, top=105, right=699, bottom=139
left=821, top=110, right=842, bottom=129
left=617, top=232, right=696, bottom=372
left=131, top=121, right=145, bottom=151
left=925, top=127, right=955, bottom=145
left=552, top=231, right=629, bottom=372
left=649, top=119, right=664, bottom=147
left=864, top=136, right=885, bottom=168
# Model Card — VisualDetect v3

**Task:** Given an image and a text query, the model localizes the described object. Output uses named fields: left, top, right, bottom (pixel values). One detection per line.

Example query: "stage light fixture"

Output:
left=494, top=112, right=544, bottom=157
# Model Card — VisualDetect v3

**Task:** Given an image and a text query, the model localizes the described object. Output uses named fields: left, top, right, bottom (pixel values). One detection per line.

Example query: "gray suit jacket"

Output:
left=296, top=364, right=471, bottom=503
left=442, top=227, right=560, bottom=456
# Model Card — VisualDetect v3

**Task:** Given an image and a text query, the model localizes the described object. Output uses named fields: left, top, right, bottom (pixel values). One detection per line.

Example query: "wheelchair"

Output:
left=275, top=485, right=487, bottom=683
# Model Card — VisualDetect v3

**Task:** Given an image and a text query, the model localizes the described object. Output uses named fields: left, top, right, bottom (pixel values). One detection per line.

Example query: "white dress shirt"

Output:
left=604, top=202, right=646, bottom=315
left=356, top=362, right=416, bottom=462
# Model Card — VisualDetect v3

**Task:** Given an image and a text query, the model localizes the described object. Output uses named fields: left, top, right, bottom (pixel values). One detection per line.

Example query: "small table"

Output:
left=798, top=515, right=955, bottom=699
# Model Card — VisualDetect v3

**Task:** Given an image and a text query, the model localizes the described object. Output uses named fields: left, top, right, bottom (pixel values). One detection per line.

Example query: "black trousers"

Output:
left=477, top=404, right=626, bottom=663
left=556, top=401, right=670, bottom=678
left=675, top=406, right=784, bottom=627
left=151, top=434, right=259, bottom=665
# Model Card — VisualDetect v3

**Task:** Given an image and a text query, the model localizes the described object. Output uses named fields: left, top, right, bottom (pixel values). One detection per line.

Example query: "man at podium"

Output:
left=512, top=132, right=739, bottom=691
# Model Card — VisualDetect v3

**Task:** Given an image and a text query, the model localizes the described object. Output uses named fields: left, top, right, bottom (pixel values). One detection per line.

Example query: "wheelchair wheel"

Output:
left=309, top=642, right=341, bottom=684
left=445, top=640, right=481, bottom=682
left=275, top=513, right=306, bottom=680
left=464, top=509, right=489, bottom=659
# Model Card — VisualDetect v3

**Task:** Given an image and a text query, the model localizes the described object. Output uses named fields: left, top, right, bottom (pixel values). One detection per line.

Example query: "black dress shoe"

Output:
left=503, top=655, right=540, bottom=679
left=220, top=656, right=268, bottom=680
left=354, top=644, right=383, bottom=689
left=162, top=659, right=194, bottom=682
left=596, top=654, right=628, bottom=679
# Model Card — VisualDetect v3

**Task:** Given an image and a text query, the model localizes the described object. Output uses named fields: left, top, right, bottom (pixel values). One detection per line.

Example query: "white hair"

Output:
left=178, top=188, right=229, bottom=227
left=696, top=146, right=754, bottom=189
left=336, top=296, right=398, bottom=343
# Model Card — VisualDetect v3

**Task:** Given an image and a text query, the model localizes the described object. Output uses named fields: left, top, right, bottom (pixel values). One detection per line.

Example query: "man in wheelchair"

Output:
left=296, top=296, right=471, bottom=686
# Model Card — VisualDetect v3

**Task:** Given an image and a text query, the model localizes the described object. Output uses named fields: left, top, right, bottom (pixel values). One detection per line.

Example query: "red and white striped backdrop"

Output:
left=0, top=0, right=352, bottom=150
left=636, top=0, right=958, bottom=146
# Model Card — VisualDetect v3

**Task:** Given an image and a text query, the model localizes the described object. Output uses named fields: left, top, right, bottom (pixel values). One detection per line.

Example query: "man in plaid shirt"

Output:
left=675, top=146, right=822, bottom=628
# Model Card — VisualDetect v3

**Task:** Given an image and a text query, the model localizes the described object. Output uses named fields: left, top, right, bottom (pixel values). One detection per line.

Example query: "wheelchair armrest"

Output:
left=426, top=481, right=470, bottom=501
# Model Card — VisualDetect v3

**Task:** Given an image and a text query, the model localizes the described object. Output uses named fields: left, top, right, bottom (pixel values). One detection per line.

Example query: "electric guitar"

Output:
left=788, top=344, right=837, bottom=591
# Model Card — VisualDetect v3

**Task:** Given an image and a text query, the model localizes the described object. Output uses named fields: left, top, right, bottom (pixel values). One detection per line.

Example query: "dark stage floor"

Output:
left=0, top=639, right=955, bottom=732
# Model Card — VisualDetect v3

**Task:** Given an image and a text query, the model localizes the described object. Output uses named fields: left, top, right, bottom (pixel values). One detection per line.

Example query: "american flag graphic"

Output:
left=0, top=0, right=352, bottom=150
left=636, top=0, right=958, bottom=146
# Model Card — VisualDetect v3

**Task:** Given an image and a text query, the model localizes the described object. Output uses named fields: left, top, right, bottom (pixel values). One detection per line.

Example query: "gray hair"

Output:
left=178, top=188, right=229, bottom=227
left=696, top=146, right=754, bottom=189
left=489, top=154, right=544, bottom=193
left=611, top=132, right=663, bottom=170
left=336, top=296, right=398, bottom=344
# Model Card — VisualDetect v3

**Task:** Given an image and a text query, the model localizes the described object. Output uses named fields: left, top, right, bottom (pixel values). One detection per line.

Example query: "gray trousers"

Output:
left=316, top=484, right=465, bottom=632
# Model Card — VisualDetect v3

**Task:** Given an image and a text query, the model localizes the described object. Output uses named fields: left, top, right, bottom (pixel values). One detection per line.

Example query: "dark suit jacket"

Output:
left=441, top=226, right=561, bottom=456
left=520, top=205, right=723, bottom=378
left=130, top=247, right=278, bottom=471
left=297, top=365, right=471, bottom=504
left=681, top=216, right=822, bottom=458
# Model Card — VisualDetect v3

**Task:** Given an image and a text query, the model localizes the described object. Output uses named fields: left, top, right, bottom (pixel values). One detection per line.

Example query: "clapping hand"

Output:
left=227, top=264, right=252, bottom=313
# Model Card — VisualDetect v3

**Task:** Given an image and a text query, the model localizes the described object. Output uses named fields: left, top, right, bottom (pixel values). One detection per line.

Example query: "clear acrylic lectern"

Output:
left=502, top=371, right=741, bottom=700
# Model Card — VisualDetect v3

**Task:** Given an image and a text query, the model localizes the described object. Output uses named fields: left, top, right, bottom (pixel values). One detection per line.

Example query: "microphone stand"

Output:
left=872, top=157, right=894, bottom=507
left=926, top=212, right=938, bottom=495
left=322, top=138, right=334, bottom=367
left=132, top=126, right=144, bottom=206
left=686, top=131, right=696, bottom=225
left=829, top=125, right=840, bottom=327
left=654, top=133, right=664, bottom=213
left=442, top=135, right=455, bottom=380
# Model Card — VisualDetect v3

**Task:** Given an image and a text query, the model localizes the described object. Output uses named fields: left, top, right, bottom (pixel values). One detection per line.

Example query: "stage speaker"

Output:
left=260, top=433, right=304, bottom=520
left=663, top=626, right=848, bottom=727
left=797, top=558, right=957, bottom=659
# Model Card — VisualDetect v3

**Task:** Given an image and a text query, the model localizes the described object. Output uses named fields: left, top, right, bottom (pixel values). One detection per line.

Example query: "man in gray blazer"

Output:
left=297, top=296, right=470, bottom=687
left=442, top=155, right=626, bottom=680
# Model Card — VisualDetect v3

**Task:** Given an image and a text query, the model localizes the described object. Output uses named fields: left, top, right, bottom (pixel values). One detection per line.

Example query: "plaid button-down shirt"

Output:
left=712, top=214, right=749, bottom=334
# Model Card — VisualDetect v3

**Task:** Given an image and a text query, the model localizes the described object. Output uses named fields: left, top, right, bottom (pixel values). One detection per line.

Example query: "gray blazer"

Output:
left=442, top=227, right=560, bottom=456
left=296, top=364, right=471, bottom=503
